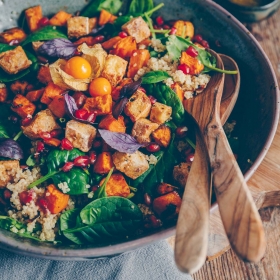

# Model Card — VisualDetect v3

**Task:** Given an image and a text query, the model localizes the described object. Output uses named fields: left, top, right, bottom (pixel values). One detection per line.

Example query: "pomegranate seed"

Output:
left=61, top=138, right=74, bottom=150
left=36, top=141, right=45, bottom=153
left=62, top=162, right=74, bottom=172
left=149, top=215, right=161, bottom=228
left=87, top=112, right=96, bottom=123
left=193, top=34, right=203, bottom=43
left=184, top=147, right=193, bottom=157
left=37, top=56, right=49, bottom=63
left=74, top=49, right=82, bottom=56
left=50, top=129, right=63, bottom=138
left=156, top=16, right=164, bottom=26
left=186, top=46, right=198, bottom=57
left=74, top=109, right=89, bottom=120
left=170, top=27, right=177, bottom=35
left=178, top=64, right=190, bottom=75
left=163, top=24, right=170, bottom=29
left=186, top=153, right=194, bottom=162
left=73, top=92, right=87, bottom=108
left=73, top=156, right=90, bottom=167
left=146, top=143, right=160, bottom=153
left=37, top=198, right=48, bottom=209
left=91, top=185, right=99, bottom=192
left=153, top=25, right=159, bottom=30
left=89, top=151, right=97, bottom=164
left=200, top=40, right=210, bottom=49
left=40, top=131, right=51, bottom=140
left=38, top=17, right=50, bottom=28
left=94, top=35, right=105, bottom=43
left=21, top=117, right=32, bottom=126
left=9, top=115, right=18, bottom=124
left=9, top=39, right=19, bottom=46
left=3, top=190, right=11, bottom=200
left=175, top=126, right=188, bottom=138
left=148, top=95, right=157, bottom=105
left=119, top=31, right=128, bottom=38
left=19, top=191, right=33, bottom=205
left=92, top=140, right=102, bottom=149
left=138, top=87, right=146, bottom=93
left=20, top=165, right=29, bottom=170
left=144, top=193, right=151, bottom=206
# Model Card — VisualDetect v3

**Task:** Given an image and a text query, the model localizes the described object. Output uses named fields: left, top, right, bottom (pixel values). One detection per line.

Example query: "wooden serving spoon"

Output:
left=179, top=51, right=265, bottom=271
left=175, top=54, right=241, bottom=274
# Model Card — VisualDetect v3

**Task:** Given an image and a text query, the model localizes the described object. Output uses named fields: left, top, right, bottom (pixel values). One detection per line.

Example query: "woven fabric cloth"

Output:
left=0, top=240, right=192, bottom=280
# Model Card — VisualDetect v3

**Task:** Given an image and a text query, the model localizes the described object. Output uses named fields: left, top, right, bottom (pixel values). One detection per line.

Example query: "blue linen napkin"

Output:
left=0, top=240, right=192, bottom=280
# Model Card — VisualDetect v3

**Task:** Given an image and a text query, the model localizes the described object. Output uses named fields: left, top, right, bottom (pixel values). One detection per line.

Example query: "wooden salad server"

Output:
left=175, top=54, right=242, bottom=274
left=180, top=50, right=265, bottom=268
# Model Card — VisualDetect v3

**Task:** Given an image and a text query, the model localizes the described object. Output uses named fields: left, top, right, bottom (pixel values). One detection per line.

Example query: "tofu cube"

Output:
left=112, top=150, right=149, bottom=179
left=0, top=160, right=20, bottom=187
left=22, top=109, right=61, bottom=139
left=131, top=118, right=159, bottom=144
left=150, top=102, right=172, bottom=124
left=122, top=17, right=151, bottom=43
left=83, top=95, right=112, bottom=116
left=124, top=90, right=152, bottom=122
left=11, top=94, right=36, bottom=118
left=67, top=16, right=89, bottom=39
left=25, top=5, right=43, bottom=32
left=0, top=27, right=27, bottom=44
left=65, top=120, right=97, bottom=152
left=0, top=46, right=31, bottom=74
left=101, top=54, right=128, bottom=87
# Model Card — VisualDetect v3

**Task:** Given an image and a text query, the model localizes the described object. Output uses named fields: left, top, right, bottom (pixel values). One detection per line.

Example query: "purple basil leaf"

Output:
left=112, top=97, right=128, bottom=119
left=119, top=78, right=142, bottom=99
left=0, top=139, right=23, bottom=160
left=64, top=93, right=96, bottom=125
left=38, top=39, right=76, bottom=59
left=99, top=129, right=144, bottom=154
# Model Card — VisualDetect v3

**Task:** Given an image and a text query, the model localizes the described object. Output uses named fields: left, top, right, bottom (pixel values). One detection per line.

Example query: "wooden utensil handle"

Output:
left=175, top=124, right=211, bottom=273
left=207, top=121, right=266, bottom=262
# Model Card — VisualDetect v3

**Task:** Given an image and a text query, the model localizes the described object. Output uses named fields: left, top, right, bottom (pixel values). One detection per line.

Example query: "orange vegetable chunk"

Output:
left=49, top=11, right=72, bottom=26
left=26, top=89, right=44, bottom=102
left=180, top=52, right=204, bottom=75
left=127, top=49, right=150, bottom=78
left=112, top=36, right=137, bottom=60
left=99, top=115, right=126, bottom=133
left=45, top=184, right=69, bottom=214
left=93, top=152, right=114, bottom=174
left=40, top=82, right=65, bottom=105
left=25, top=5, right=43, bottom=32
left=48, top=95, right=66, bottom=118
left=11, top=94, right=36, bottom=118
left=98, top=9, right=117, bottom=26
left=83, top=95, right=112, bottom=116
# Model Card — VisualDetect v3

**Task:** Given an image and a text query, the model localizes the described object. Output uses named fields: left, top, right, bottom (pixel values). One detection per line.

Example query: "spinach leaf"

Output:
left=113, top=15, right=132, bottom=29
left=128, top=0, right=154, bottom=16
left=21, top=26, right=67, bottom=46
left=94, top=167, right=114, bottom=199
left=141, top=70, right=170, bottom=84
left=0, top=43, right=13, bottom=52
left=0, top=104, right=18, bottom=139
left=145, top=82, right=184, bottom=126
left=81, top=0, right=123, bottom=17
left=62, top=197, right=143, bottom=244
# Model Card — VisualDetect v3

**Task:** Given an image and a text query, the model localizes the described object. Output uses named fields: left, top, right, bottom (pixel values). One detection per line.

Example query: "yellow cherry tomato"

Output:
left=89, top=77, right=112, bottom=97
left=64, top=56, right=92, bottom=79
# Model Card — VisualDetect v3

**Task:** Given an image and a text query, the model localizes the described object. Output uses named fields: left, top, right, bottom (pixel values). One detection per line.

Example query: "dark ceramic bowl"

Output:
left=0, top=0, right=279, bottom=260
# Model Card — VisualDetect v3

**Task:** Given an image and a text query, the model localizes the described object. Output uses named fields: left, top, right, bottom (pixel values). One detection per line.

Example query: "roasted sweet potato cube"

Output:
left=67, top=16, right=89, bottom=39
left=157, top=183, right=177, bottom=195
left=25, top=5, right=43, bottom=32
left=49, top=11, right=72, bottom=26
left=111, top=78, right=133, bottom=101
left=0, top=27, right=27, bottom=44
left=40, top=82, right=65, bottom=105
left=89, top=17, right=98, bottom=31
left=83, top=95, right=112, bottom=116
left=0, top=160, right=20, bottom=187
left=180, top=52, right=204, bottom=75
left=112, top=36, right=137, bottom=60
left=152, top=191, right=182, bottom=219
left=93, top=152, right=115, bottom=174
left=10, top=80, right=30, bottom=95
left=44, top=138, right=61, bottom=147
left=37, top=66, right=52, bottom=85
left=149, top=102, right=172, bottom=125
left=11, top=94, right=36, bottom=118
left=173, top=162, right=192, bottom=188
left=45, top=184, right=69, bottom=214
left=152, top=125, right=172, bottom=148
left=127, top=49, right=150, bottom=78
left=102, top=36, right=122, bottom=50
left=173, top=20, right=194, bottom=39
left=26, top=88, right=44, bottom=102
left=98, top=9, right=117, bottom=26
left=172, top=83, right=184, bottom=102
left=73, top=36, right=99, bottom=47
left=0, top=85, right=8, bottom=102
left=48, top=95, right=66, bottom=118
left=99, top=115, right=126, bottom=133
left=100, top=173, right=130, bottom=198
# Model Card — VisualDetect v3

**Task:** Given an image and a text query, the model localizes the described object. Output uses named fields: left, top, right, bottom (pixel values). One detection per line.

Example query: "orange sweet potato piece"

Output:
left=138, top=38, right=151, bottom=47
left=99, top=115, right=126, bottom=133
left=101, top=36, right=121, bottom=50
left=173, top=20, right=194, bottom=39
left=49, top=11, right=72, bottom=26
left=180, top=52, right=204, bottom=75
left=112, top=36, right=137, bottom=60
left=157, top=183, right=177, bottom=195
left=83, top=95, right=112, bottom=116
left=0, top=87, right=8, bottom=102
left=26, top=88, right=44, bottom=102
left=152, top=125, right=172, bottom=148
left=45, top=184, right=69, bottom=214
left=172, top=83, right=184, bottom=102
left=74, top=36, right=99, bottom=46
left=100, top=173, right=130, bottom=197
left=44, top=138, right=61, bottom=147
left=11, top=94, right=36, bottom=118
left=48, top=95, right=66, bottom=118
left=37, top=66, right=53, bottom=85
left=25, top=5, right=43, bottom=32
left=127, top=49, right=150, bottom=78
left=40, top=82, right=65, bottom=105
left=152, top=191, right=182, bottom=219
left=111, top=78, right=133, bottom=101
left=93, top=152, right=115, bottom=174
left=10, top=80, right=30, bottom=95
left=0, top=27, right=27, bottom=44
left=98, top=9, right=117, bottom=26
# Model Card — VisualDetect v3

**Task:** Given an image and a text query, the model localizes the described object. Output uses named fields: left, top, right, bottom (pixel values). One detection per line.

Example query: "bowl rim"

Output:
left=226, top=0, right=280, bottom=10
left=0, top=0, right=279, bottom=260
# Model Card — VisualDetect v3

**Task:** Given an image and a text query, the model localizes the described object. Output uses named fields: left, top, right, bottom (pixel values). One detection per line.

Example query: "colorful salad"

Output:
left=0, top=0, right=237, bottom=244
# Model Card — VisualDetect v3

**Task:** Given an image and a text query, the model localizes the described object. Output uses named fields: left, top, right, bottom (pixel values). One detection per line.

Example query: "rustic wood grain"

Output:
left=192, top=8, right=280, bottom=280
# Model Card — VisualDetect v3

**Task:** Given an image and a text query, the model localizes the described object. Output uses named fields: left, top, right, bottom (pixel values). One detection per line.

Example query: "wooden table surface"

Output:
left=193, top=9, right=280, bottom=280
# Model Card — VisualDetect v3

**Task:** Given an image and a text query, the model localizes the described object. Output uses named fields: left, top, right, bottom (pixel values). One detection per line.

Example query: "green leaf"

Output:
left=141, top=70, right=170, bottom=84
left=26, top=155, right=36, bottom=167
left=95, top=167, right=114, bottom=199
left=0, top=43, right=14, bottom=52
left=62, top=197, right=143, bottom=244
left=128, top=0, right=154, bottom=16
left=0, top=104, right=19, bottom=138
left=21, top=26, right=67, bottom=46
left=81, top=0, right=123, bottom=17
